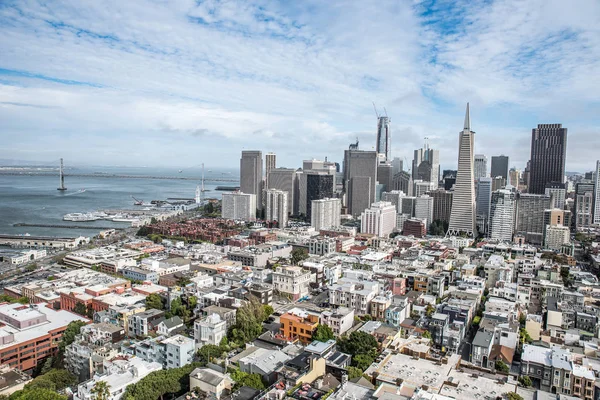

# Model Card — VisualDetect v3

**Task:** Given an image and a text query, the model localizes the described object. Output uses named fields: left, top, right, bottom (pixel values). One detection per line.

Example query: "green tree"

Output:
left=188, top=296, right=198, bottom=311
left=90, top=380, right=111, bottom=400
left=204, top=202, right=215, bottom=214
left=290, top=248, right=309, bottom=265
left=495, top=360, right=510, bottom=373
left=347, top=366, right=363, bottom=380
left=353, top=354, right=375, bottom=370
left=263, top=304, right=274, bottom=319
left=506, top=392, right=524, bottom=400
left=519, top=328, right=533, bottom=344
left=228, top=298, right=265, bottom=345
left=472, top=316, right=481, bottom=326
left=425, top=304, right=435, bottom=317
left=58, top=320, right=87, bottom=355
left=313, top=324, right=335, bottom=342
left=123, top=363, right=199, bottom=400
left=73, top=302, right=87, bottom=317
left=197, top=345, right=226, bottom=366
left=145, top=293, right=164, bottom=310
left=422, top=330, right=432, bottom=339
left=518, top=375, right=532, bottom=387
left=9, top=388, right=67, bottom=400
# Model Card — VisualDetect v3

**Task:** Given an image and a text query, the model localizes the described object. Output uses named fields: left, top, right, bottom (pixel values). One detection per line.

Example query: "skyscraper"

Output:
left=267, top=168, right=297, bottom=215
left=474, top=154, right=488, bottom=179
left=344, top=150, right=378, bottom=217
left=476, top=177, right=492, bottom=234
left=412, top=142, right=440, bottom=189
left=594, top=161, right=600, bottom=225
left=429, top=189, right=453, bottom=224
left=490, top=155, right=509, bottom=180
left=306, top=174, right=334, bottom=220
left=311, top=198, right=341, bottom=231
left=528, top=124, right=568, bottom=194
left=489, top=189, right=516, bottom=241
left=376, top=116, right=391, bottom=162
left=265, top=152, right=276, bottom=187
left=447, top=103, right=477, bottom=237
left=265, top=189, right=288, bottom=228
left=222, top=192, right=257, bottom=221
left=377, top=162, right=393, bottom=193
left=414, top=195, right=434, bottom=226
left=391, top=157, right=403, bottom=176
left=240, top=150, right=263, bottom=212
left=544, top=182, right=566, bottom=210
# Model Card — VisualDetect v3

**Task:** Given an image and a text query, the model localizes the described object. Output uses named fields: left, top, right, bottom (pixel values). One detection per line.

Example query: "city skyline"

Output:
left=1, top=1, right=600, bottom=171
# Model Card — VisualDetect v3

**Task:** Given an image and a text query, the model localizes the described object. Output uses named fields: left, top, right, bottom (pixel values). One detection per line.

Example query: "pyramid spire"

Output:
left=464, top=102, right=471, bottom=131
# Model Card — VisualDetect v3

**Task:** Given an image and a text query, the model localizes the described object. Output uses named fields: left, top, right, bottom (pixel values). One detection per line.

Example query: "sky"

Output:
left=1, top=0, right=599, bottom=172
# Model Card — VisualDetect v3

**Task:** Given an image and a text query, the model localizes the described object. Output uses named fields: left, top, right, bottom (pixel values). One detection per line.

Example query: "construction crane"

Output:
left=372, top=102, right=380, bottom=118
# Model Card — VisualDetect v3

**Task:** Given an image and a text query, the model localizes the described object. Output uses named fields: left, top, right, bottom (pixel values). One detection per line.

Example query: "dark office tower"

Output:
left=240, top=150, right=263, bottom=211
left=529, top=124, right=568, bottom=194
left=429, top=189, right=453, bottom=224
left=376, top=116, right=391, bottom=162
left=490, top=155, right=509, bottom=180
left=442, top=170, right=457, bottom=191
left=392, top=171, right=412, bottom=195
left=377, top=163, right=393, bottom=192
left=344, top=150, right=378, bottom=217
left=306, top=174, right=334, bottom=220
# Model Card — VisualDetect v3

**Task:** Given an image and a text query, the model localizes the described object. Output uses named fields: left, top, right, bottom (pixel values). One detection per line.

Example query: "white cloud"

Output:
left=0, top=0, right=599, bottom=171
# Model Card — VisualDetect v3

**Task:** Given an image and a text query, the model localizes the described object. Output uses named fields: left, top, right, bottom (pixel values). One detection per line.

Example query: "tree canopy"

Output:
left=347, top=366, right=363, bottom=380
left=229, top=369, right=265, bottom=391
left=123, top=363, right=200, bottom=400
left=337, top=331, right=379, bottom=369
left=228, top=298, right=266, bottom=345
left=73, top=302, right=87, bottom=317
left=290, top=248, right=309, bottom=265
left=8, top=388, right=67, bottom=400
left=313, top=324, right=335, bottom=342
left=145, top=293, right=164, bottom=310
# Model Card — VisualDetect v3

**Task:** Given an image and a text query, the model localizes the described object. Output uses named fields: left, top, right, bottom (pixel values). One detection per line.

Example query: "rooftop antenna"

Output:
left=57, top=158, right=67, bottom=191
left=372, top=102, right=380, bottom=118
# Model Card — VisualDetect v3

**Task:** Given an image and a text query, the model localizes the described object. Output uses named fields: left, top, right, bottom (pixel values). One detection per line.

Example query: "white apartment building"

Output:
left=311, top=198, right=341, bottom=231
left=360, top=201, right=396, bottom=238
left=414, top=195, right=433, bottom=226
left=272, top=266, right=311, bottom=301
left=265, top=189, right=289, bottom=228
left=320, top=307, right=355, bottom=336
left=545, top=225, right=570, bottom=251
left=307, top=237, right=336, bottom=256
left=194, top=313, right=227, bottom=349
left=328, top=278, right=380, bottom=315
left=488, top=189, right=515, bottom=241
left=221, top=192, right=256, bottom=221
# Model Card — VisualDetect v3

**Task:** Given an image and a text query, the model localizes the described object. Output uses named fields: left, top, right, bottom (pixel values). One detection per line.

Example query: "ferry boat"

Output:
left=63, top=212, right=107, bottom=222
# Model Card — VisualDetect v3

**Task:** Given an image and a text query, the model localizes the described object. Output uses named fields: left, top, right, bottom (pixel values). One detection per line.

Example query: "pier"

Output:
left=13, top=223, right=125, bottom=230
left=0, top=171, right=239, bottom=183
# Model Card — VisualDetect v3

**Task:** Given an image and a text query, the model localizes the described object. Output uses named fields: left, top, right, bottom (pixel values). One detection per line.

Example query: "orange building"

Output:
left=0, top=303, right=88, bottom=371
left=279, top=308, right=319, bottom=344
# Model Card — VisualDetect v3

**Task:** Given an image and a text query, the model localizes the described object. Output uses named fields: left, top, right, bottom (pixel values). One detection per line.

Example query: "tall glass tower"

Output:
left=376, top=116, right=391, bottom=162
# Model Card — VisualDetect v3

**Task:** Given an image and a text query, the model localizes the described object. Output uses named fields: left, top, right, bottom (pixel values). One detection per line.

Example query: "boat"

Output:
left=63, top=211, right=108, bottom=222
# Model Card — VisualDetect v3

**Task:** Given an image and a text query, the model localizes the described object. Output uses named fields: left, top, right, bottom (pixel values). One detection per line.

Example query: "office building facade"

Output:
left=474, top=154, right=488, bottom=179
left=489, top=189, right=516, bottom=242
left=490, top=155, right=509, bottom=180
left=414, top=195, right=434, bottom=226
left=240, top=151, right=263, bottom=210
left=221, top=192, right=257, bottom=221
left=528, top=124, right=567, bottom=194
left=430, top=189, right=453, bottom=224
left=545, top=182, right=566, bottom=210
left=476, top=177, right=492, bottom=234
left=595, top=161, right=600, bottom=225
left=376, top=116, right=391, bottom=162
left=360, top=201, right=396, bottom=237
left=267, top=168, right=297, bottom=215
left=265, top=189, right=288, bottom=228
left=412, top=144, right=440, bottom=189
left=344, top=150, right=378, bottom=217
left=515, top=193, right=552, bottom=245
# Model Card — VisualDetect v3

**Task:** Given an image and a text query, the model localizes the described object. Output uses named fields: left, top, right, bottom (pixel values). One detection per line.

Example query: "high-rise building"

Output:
left=474, top=154, right=488, bottom=179
left=528, top=124, right=568, bottom=194
left=476, top=177, right=492, bottom=234
left=377, top=163, right=394, bottom=193
left=240, top=151, right=263, bottom=211
left=515, top=193, right=552, bottom=244
left=306, top=174, right=334, bottom=220
left=492, top=176, right=506, bottom=192
left=413, top=180, right=435, bottom=197
left=222, top=192, right=256, bottom=221
left=594, top=161, right=600, bottom=225
left=376, top=116, right=391, bottom=162
left=544, top=225, right=570, bottom=251
left=509, top=168, right=520, bottom=187
left=392, top=171, right=412, bottom=195
left=442, top=170, right=457, bottom=191
left=400, top=196, right=416, bottom=218
left=447, top=103, right=476, bottom=237
left=544, top=182, right=566, bottom=210
left=414, top=195, right=433, bottom=227
left=360, top=201, right=396, bottom=237
left=490, top=155, right=509, bottom=180
left=344, top=150, right=378, bottom=217
left=489, top=189, right=516, bottom=242
left=575, top=182, right=594, bottom=229
left=311, top=198, right=341, bottom=231
left=412, top=142, right=440, bottom=189
left=391, top=157, right=403, bottom=176
left=381, top=190, right=406, bottom=213
left=265, top=189, right=288, bottom=228
left=543, top=208, right=572, bottom=245
left=265, top=153, right=276, bottom=187
left=267, top=168, right=297, bottom=215
left=429, top=189, right=453, bottom=224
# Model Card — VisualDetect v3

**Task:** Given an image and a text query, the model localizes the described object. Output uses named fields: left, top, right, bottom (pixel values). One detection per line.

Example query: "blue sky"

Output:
left=1, top=0, right=599, bottom=172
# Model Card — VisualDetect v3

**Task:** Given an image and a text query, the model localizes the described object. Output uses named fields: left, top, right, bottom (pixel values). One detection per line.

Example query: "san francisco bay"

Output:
left=0, top=165, right=238, bottom=238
